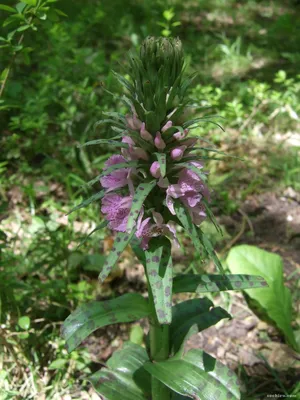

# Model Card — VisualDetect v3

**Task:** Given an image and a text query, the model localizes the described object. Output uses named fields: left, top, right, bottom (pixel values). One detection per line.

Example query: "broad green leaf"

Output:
left=86, top=161, right=138, bottom=187
left=79, top=139, right=128, bottom=149
left=89, top=342, right=151, bottom=400
left=18, top=316, right=30, bottom=330
left=171, top=298, right=231, bottom=353
left=144, top=349, right=240, bottom=400
left=99, top=229, right=136, bottom=282
left=66, top=190, right=105, bottom=215
left=174, top=200, right=203, bottom=255
left=48, top=358, right=67, bottom=370
left=198, top=227, right=225, bottom=274
left=145, top=237, right=173, bottom=324
left=154, top=152, right=166, bottom=177
left=61, top=293, right=150, bottom=353
left=227, top=245, right=298, bottom=351
left=126, top=180, right=156, bottom=232
left=0, top=5, right=16, bottom=12
left=173, top=273, right=268, bottom=294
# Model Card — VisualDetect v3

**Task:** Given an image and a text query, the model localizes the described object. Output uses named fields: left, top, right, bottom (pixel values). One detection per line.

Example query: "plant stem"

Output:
left=147, top=278, right=171, bottom=400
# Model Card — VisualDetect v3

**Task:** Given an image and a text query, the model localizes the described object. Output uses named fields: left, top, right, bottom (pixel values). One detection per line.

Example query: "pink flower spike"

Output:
left=161, top=120, right=173, bottom=132
left=150, top=161, right=161, bottom=178
left=100, top=155, right=129, bottom=192
left=154, top=132, right=166, bottom=150
left=140, top=122, right=153, bottom=142
left=170, top=145, right=187, bottom=161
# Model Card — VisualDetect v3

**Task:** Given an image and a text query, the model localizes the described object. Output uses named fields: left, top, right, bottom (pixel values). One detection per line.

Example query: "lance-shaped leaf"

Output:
left=99, top=229, right=136, bottom=282
left=197, top=227, right=225, bottom=274
left=154, top=152, right=166, bottom=177
left=66, top=190, right=105, bottom=216
left=145, top=237, right=173, bottom=324
left=174, top=201, right=203, bottom=256
left=61, top=294, right=150, bottom=353
left=89, top=342, right=151, bottom=400
left=144, top=349, right=240, bottom=400
left=126, top=180, right=156, bottom=233
left=86, top=161, right=139, bottom=187
left=79, top=139, right=129, bottom=149
left=173, top=274, right=268, bottom=294
left=170, top=298, right=231, bottom=353
left=201, top=198, right=222, bottom=235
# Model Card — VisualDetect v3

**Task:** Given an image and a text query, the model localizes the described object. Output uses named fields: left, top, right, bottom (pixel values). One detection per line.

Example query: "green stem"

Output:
left=147, top=278, right=171, bottom=400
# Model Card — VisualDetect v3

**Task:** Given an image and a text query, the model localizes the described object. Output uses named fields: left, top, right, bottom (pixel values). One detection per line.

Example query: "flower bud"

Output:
left=170, top=146, right=187, bottom=161
left=161, top=120, right=173, bottom=133
left=150, top=161, right=161, bottom=178
left=140, top=122, right=153, bottom=142
left=173, top=128, right=189, bottom=140
left=154, top=132, right=166, bottom=150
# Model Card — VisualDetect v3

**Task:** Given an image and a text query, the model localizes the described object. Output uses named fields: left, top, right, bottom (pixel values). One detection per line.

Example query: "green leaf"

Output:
left=145, top=237, right=173, bottom=324
left=174, top=200, right=203, bottom=255
left=154, top=152, right=166, bottom=177
left=173, top=273, right=268, bottom=294
left=145, top=110, right=160, bottom=133
left=21, top=0, right=37, bottom=5
left=86, top=161, right=138, bottom=187
left=66, top=190, right=105, bottom=216
left=79, top=139, right=128, bottom=149
left=144, top=349, right=240, bottom=399
left=89, top=342, right=151, bottom=400
left=0, top=5, right=16, bottom=13
left=18, top=316, right=30, bottom=330
left=170, top=298, right=231, bottom=353
left=198, top=227, right=225, bottom=274
left=227, top=245, right=299, bottom=351
left=129, top=325, right=144, bottom=345
left=126, top=180, right=156, bottom=233
left=48, top=358, right=67, bottom=370
left=99, top=230, right=136, bottom=282
left=177, top=162, right=207, bottom=182
left=61, top=294, right=150, bottom=353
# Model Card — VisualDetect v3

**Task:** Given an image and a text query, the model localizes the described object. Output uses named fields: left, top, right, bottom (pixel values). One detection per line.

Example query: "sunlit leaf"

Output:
left=173, top=273, right=268, bottom=294
left=144, top=349, right=240, bottom=399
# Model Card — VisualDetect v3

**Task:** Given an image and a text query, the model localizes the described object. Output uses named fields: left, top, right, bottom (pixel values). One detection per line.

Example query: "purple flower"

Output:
left=140, top=122, right=153, bottom=142
left=126, top=113, right=142, bottom=130
left=173, top=128, right=189, bottom=140
left=166, top=164, right=209, bottom=224
left=136, top=211, right=179, bottom=249
left=100, top=155, right=130, bottom=192
left=122, top=136, right=149, bottom=161
left=161, top=120, right=173, bottom=132
left=101, top=193, right=132, bottom=232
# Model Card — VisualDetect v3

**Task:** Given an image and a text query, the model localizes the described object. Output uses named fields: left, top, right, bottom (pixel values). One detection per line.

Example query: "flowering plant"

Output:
left=61, top=37, right=268, bottom=400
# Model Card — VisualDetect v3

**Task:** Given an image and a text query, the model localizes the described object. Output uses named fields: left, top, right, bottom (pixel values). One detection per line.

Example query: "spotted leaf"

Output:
left=174, top=201, right=203, bottom=256
left=144, top=349, right=240, bottom=400
left=154, top=152, right=166, bottom=177
left=61, top=294, right=150, bottom=353
left=99, top=229, right=136, bottom=282
left=197, top=227, right=225, bottom=274
left=171, top=298, right=231, bottom=353
left=89, top=342, right=151, bottom=400
left=126, top=180, right=156, bottom=233
left=173, top=274, right=268, bottom=294
left=145, top=237, right=173, bottom=324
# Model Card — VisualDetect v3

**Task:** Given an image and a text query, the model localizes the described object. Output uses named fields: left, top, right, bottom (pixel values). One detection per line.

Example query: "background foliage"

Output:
left=0, top=0, right=299, bottom=399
